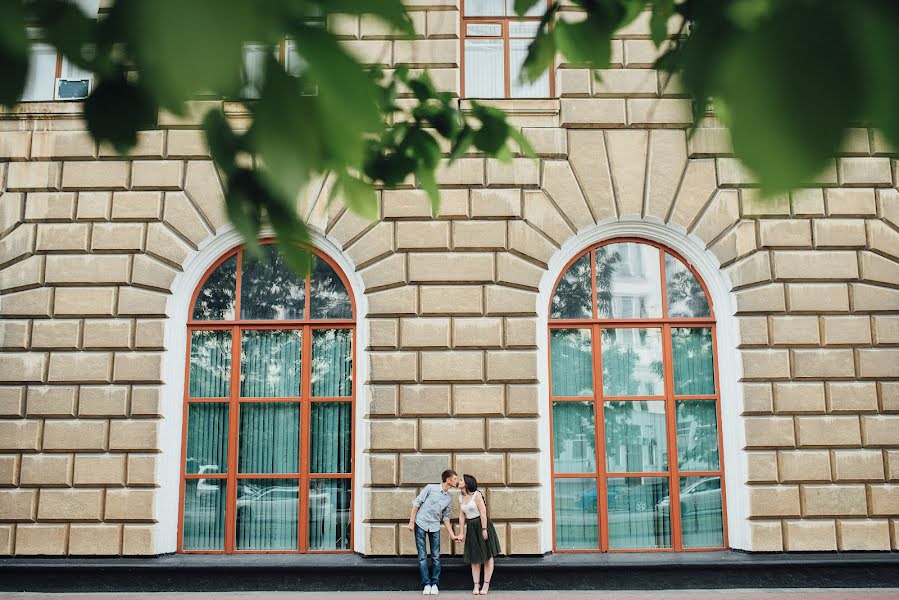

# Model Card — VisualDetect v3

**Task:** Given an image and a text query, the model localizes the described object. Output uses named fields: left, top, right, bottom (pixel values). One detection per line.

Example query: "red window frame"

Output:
left=178, top=241, right=356, bottom=554
left=548, top=237, right=728, bottom=553
left=460, top=0, right=555, bottom=99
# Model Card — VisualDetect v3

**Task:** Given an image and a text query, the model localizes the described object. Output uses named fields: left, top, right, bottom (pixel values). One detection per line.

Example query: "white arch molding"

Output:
left=155, top=225, right=369, bottom=554
left=535, top=219, right=750, bottom=553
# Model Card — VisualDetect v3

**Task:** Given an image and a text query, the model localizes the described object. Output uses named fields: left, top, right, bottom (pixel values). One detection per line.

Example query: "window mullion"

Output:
left=298, top=323, right=313, bottom=552
left=225, top=324, right=242, bottom=553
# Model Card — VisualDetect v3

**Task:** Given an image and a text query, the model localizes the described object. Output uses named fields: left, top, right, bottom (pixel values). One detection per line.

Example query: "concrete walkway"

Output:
left=3, top=590, right=899, bottom=599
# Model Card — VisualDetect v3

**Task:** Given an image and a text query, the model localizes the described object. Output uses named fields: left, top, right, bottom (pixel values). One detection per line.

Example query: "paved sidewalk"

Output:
left=3, top=590, right=899, bottom=599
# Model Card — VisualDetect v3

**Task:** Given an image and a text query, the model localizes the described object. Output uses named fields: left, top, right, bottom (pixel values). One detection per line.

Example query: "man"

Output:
left=408, top=469, right=460, bottom=595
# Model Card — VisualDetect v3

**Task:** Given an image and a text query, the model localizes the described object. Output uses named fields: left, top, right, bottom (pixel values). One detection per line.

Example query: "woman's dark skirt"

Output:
left=463, top=516, right=502, bottom=564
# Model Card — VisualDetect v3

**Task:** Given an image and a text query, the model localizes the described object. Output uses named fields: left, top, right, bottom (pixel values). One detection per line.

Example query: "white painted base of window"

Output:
left=534, top=218, right=749, bottom=553
left=155, top=226, right=369, bottom=554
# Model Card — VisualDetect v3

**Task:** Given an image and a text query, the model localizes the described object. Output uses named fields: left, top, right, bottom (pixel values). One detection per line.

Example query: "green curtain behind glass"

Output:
left=672, top=328, right=715, bottom=395
left=550, top=329, right=593, bottom=396
left=240, top=330, right=302, bottom=398
left=679, top=476, right=724, bottom=547
left=189, top=330, right=232, bottom=398
left=606, top=477, right=670, bottom=549
left=235, top=479, right=299, bottom=550
left=312, top=329, right=352, bottom=397
left=183, top=479, right=226, bottom=550
left=309, top=479, right=351, bottom=550
left=185, top=403, right=229, bottom=474
left=238, top=402, right=300, bottom=474
left=554, top=478, right=599, bottom=549
left=310, top=402, right=351, bottom=474
left=551, top=402, right=596, bottom=473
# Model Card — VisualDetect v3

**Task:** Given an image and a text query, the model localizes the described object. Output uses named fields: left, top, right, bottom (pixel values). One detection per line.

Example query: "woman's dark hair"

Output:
left=463, top=474, right=478, bottom=494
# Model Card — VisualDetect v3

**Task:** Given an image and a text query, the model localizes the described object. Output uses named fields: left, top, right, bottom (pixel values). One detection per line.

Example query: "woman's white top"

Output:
left=460, top=491, right=483, bottom=519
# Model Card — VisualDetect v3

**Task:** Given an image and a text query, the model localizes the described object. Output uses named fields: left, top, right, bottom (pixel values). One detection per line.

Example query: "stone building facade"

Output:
left=1, top=0, right=898, bottom=558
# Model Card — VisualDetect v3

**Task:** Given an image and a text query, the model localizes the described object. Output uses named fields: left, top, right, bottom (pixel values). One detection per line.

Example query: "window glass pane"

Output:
left=679, top=476, right=724, bottom=548
left=600, top=328, right=664, bottom=396
left=465, top=0, right=505, bottom=16
left=596, top=243, right=662, bottom=319
left=507, top=0, right=544, bottom=16
left=676, top=400, right=720, bottom=471
left=238, top=402, right=300, bottom=474
left=241, top=245, right=306, bottom=320
left=183, top=479, right=227, bottom=550
left=310, top=257, right=353, bottom=319
left=464, top=39, right=505, bottom=98
left=606, top=477, right=671, bottom=549
left=22, top=43, right=58, bottom=101
left=553, top=478, right=599, bottom=550
left=467, top=23, right=502, bottom=36
left=309, top=478, right=352, bottom=550
left=310, top=402, right=352, bottom=474
left=240, top=330, right=302, bottom=398
left=665, top=253, right=710, bottom=318
left=604, top=401, right=668, bottom=473
left=550, top=328, right=593, bottom=397
left=550, top=253, right=592, bottom=319
left=311, top=329, right=353, bottom=397
left=672, top=327, right=715, bottom=395
left=189, top=330, right=232, bottom=398
left=552, top=401, right=596, bottom=473
left=185, top=403, right=229, bottom=474
left=241, top=43, right=267, bottom=99
left=235, top=479, right=299, bottom=550
left=510, top=38, right=550, bottom=97
left=509, top=21, right=541, bottom=37
left=192, top=255, right=237, bottom=320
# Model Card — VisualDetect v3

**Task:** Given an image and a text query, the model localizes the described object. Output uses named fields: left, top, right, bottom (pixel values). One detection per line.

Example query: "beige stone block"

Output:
left=394, top=39, right=458, bottom=66
left=426, top=10, right=457, bottom=38
left=15, top=524, right=68, bottom=555
left=110, top=191, right=163, bottom=221
left=400, top=317, right=450, bottom=349
left=738, top=317, right=768, bottom=347
left=452, top=384, right=504, bottom=416
left=746, top=451, right=778, bottom=483
left=782, top=519, right=837, bottom=551
left=687, top=127, right=732, bottom=157
left=786, top=283, right=849, bottom=313
left=858, top=349, right=899, bottom=378
left=26, top=386, right=77, bottom=417
left=0, top=320, right=30, bottom=350
left=813, top=219, right=867, bottom=248
left=369, top=351, right=418, bottom=383
left=76, top=191, right=112, bottom=221
left=821, top=316, right=872, bottom=346
left=399, top=385, right=451, bottom=417
left=796, top=416, right=860, bottom=448
left=54, top=287, right=117, bottom=317
left=38, top=489, right=104, bottom=521
left=888, top=451, right=899, bottom=481
left=825, top=188, right=877, bottom=216
left=802, top=484, right=867, bottom=517
left=366, top=524, right=397, bottom=555
left=486, top=351, right=536, bottom=383
left=31, top=320, right=80, bottom=350
left=434, top=157, right=484, bottom=186
left=48, top=352, right=112, bottom=384
left=45, top=254, right=130, bottom=285
left=868, top=484, right=899, bottom=516
left=773, top=382, right=825, bottom=414
left=122, top=524, right=156, bottom=555
left=523, top=128, right=567, bottom=157
left=24, top=193, right=75, bottom=223
left=346, top=223, right=395, bottom=267
left=791, top=189, right=826, bottom=216
left=559, top=98, right=626, bottom=127
left=369, top=488, right=421, bottom=521
left=453, top=454, right=504, bottom=486
left=758, top=220, right=811, bottom=248
left=0, top=353, right=46, bottom=383
left=112, top=352, right=163, bottom=383
left=0, top=131, right=31, bottom=160
left=874, top=316, right=899, bottom=345
left=747, top=520, right=783, bottom=551
left=69, top=523, right=122, bottom=555
left=105, top=489, right=155, bottom=521
left=146, top=222, right=192, bottom=266
left=836, top=519, right=891, bottom=551
left=777, top=450, right=831, bottom=482
left=82, top=319, right=132, bottom=350
left=60, top=161, right=129, bottom=190
left=131, top=161, right=182, bottom=190
left=838, top=157, right=892, bottom=186
left=78, top=386, right=128, bottom=417
left=503, top=317, right=536, bottom=349
left=126, top=454, right=157, bottom=487
left=8, top=163, right=61, bottom=192
left=851, top=283, right=899, bottom=312
left=487, top=419, right=538, bottom=451
left=382, top=189, right=467, bottom=220
left=0, top=454, right=20, bottom=486
left=35, top=222, right=89, bottom=252
left=0, top=387, right=25, bottom=418
left=420, top=285, right=482, bottom=316
left=19, top=454, right=73, bottom=487
left=130, top=386, right=161, bottom=417
left=109, top=420, right=159, bottom=451
left=508, top=522, right=540, bottom=554
left=740, top=349, right=790, bottom=380
left=43, top=419, right=108, bottom=451
left=369, top=420, right=417, bottom=451
left=0, top=226, right=36, bottom=271
left=368, top=319, right=399, bottom=349
left=506, top=385, right=538, bottom=416
left=409, top=252, right=493, bottom=283
left=507, top=221, right=555, bottom=267
left=133, top=320, right=165, bottom=350
left=488, top=487, right=540, bottom=521
left=420, top=350, right=483, bottom=383
left=769, top=316, right=818, bottom=347
left=792, top=349, right=855, bottom=379
left=31, top=131, right=97, bottom=160
left=453, top=221, right=506, bottom=251
left=507, top=453, right=540, bottom=486
left=543, top=157, right=600, bottom=228
left=826, top=382, right=879, bottom=413
left=399, top=454, right=451, bottom=486
left=421, top=418, right=484, bottom=451
left=452, top=318, right=503, bottom=349
left=0, top=192, right=24, bottom=236
left=748, top=485, right=801, bottom=517
left=773, top=250, right=858, bottom=280
left=117, top=287, right=168, bottom=317
left=0, top=254, right=42, bottom=291
left=368, top=453, right=397, bottom=486
left=165, top=130, right=208, bottom=158
left=485, top=285, right=536, bottom=316
left=91, top=222, right=145, bottom=252
left=832, top=450, right=884, bottom=482
left=726, top=252, right=771, bottom=289
left=0, top=420, right=41, bottom=451
left=0, top=489, right=37, bottom=520
left=73, top=454, right=126, bottom=486
left=862, top=416, right=899, bottom=446
left=743, top=417, right=794, bottom=448
left=557, top=68, right=591, bottom=96
left=183, top=161, right=227, bottom=231
left=395, top=221, right=449, bottom=252
left=734, top=284, right=785, bottom=314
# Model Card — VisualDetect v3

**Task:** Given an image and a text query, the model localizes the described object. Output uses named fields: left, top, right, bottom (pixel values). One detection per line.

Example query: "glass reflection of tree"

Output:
left=193, top=256, right=237, bottom=320
left=311, top=329, right=352, bottom=397
left=604, top=401, right=667, bottom=474
left=595, top=247, right=622, bottom=318
left=190, top=331, right=232, bottom=397
left=551, top=253, right=592, bottom=319
left=665, top=254, right=710, bottom=318
left=310, top=259, right=352, bottom=320
left=551, top=329, right=593, bottom=396
left=676, top=401, right=719, bottom=470
left=241, top=245, right=307, bottom=320
left=672, top=328, right=714, bottom=395
left=552, top=402, right=595, bottom=473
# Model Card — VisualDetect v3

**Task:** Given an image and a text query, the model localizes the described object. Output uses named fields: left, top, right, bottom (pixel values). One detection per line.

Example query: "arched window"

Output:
left=179, top=242, right=355, bottom=553
left=549, top=238, right=726, bottom=552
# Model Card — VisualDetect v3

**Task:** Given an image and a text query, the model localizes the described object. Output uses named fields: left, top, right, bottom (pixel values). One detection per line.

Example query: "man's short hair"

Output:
left=441, top=469, right=458, bottom=482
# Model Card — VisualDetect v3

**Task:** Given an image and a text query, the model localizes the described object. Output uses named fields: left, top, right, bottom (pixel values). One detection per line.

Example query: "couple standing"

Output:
left=407, top=469, right=501, bottom=595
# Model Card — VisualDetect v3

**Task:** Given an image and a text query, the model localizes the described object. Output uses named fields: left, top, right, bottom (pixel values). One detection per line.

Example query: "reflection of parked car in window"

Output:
left=654, top=477, right=722, bottom=545
left=197, top=464, right=223, bottom=495
left=235, top=486, right=333, bottom=526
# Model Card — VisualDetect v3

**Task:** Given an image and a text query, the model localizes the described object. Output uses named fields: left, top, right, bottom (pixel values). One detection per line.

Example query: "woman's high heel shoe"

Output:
left=479, top=581, right=490, bottom=595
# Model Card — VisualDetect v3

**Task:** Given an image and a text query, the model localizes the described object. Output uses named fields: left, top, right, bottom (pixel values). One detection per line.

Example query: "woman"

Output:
left=457, top=474, right=501, bottom=595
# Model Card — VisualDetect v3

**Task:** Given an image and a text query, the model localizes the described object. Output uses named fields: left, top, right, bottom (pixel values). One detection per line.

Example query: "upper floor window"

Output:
left=181, top=243, right=355, bottom=553
left=462, top=0, right=552, bottom=98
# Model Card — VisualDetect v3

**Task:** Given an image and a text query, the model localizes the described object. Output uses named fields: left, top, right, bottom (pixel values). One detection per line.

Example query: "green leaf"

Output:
left=508, top=127, right=536, bottom=158
left=472, top=104, right=511, bottom=155
left=850, top=3, right=899, bottom=155
left=554, top=18, right=611, bottom=69
left=417, top=168, right=440, bottom=217
left=513, top=0, right=542, bottom=17
left=649, top=0, right=674, bottom=47
left=83, top=76, right=158, bottom=155
left=32, top=0, right=97, bottom=71
left=225, top=169, right=265, bottom=258
left=449, top=125, right=476, bottom=162
left=521, top=29, right=556, bottom=83
left=202, top=109, right=243, bottom=178
left=333, top=171, right=379, bottom=222
left=0, top=1, right=29, bottom=105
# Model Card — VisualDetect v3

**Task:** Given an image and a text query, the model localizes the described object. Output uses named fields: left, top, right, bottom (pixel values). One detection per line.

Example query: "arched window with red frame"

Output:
left=549, top=238, right=727, bottom=552
left=179, top=242, right=355, bottom=553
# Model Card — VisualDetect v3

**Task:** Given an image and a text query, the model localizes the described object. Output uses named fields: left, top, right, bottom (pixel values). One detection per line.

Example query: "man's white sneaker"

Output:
left=423, top=585, right=432, bottom=595
left=431, top=586, right=439, bottom=595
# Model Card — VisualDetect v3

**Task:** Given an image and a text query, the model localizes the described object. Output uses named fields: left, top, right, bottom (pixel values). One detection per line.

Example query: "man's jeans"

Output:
left=415, top=524, right=441, bottom=587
